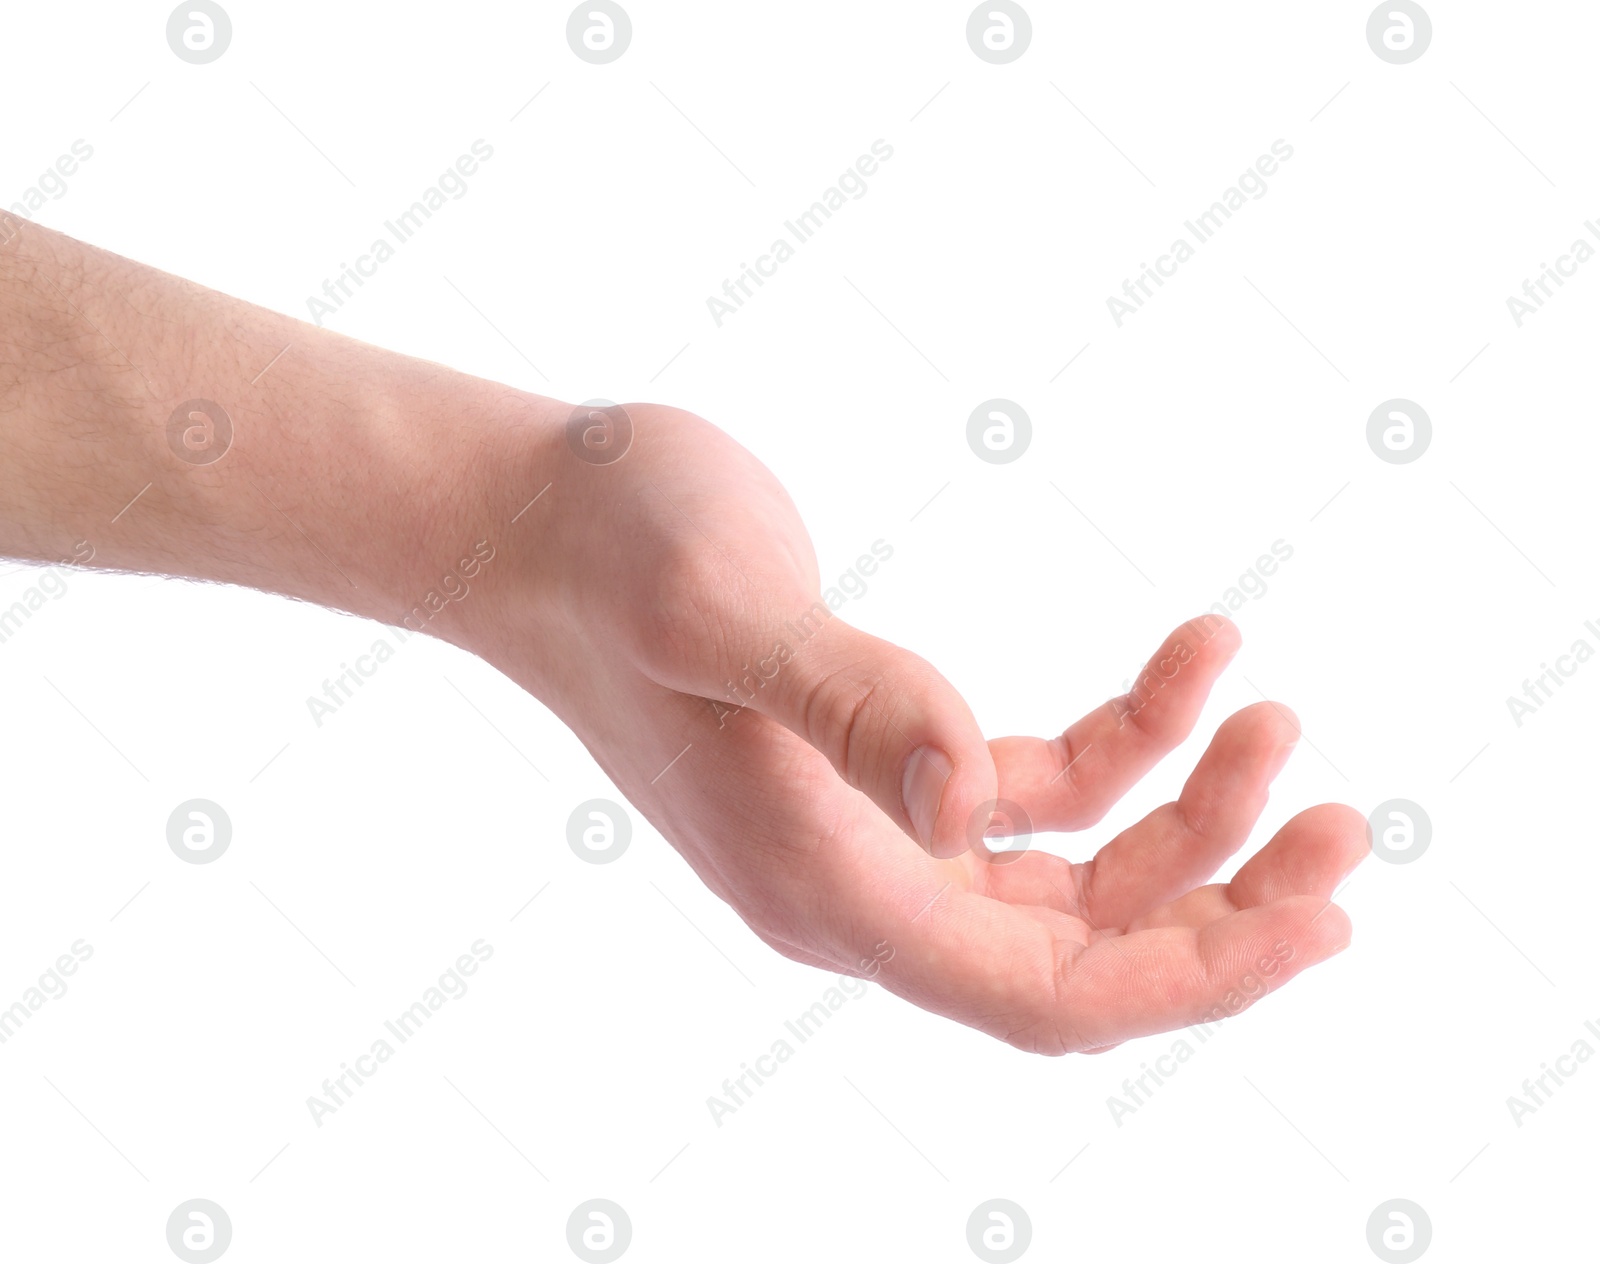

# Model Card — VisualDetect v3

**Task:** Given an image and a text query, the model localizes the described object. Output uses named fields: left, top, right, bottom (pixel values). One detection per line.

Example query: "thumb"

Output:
left=735, top=608, right=996, bottom=858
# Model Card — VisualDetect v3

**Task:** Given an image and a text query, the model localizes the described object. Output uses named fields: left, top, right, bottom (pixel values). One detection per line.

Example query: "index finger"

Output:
left=985, top=615, right=1241, bottom=838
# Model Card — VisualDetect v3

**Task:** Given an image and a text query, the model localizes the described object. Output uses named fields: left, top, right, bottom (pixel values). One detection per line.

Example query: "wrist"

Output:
left=376, top=375, right=571, bottom=656
left=162, top=336, right=571, bottom=644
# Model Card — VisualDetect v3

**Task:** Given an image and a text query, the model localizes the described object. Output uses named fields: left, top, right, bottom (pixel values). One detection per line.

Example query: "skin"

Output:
left=0, top=218, right=1367, bottom=1054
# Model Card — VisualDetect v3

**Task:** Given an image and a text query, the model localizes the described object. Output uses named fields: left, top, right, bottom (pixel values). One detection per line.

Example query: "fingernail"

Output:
left=902, top=746, right=953, bottom=847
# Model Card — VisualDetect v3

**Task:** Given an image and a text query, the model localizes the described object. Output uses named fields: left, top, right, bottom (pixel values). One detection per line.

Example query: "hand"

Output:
left=471, top=404, right=1367, bottom=1054
left=0, top=227, right=1362, bottom=1054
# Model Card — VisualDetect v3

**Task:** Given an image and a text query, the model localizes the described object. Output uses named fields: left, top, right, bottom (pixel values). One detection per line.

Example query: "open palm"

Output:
left=482, top=404, right=1364, bottom=1052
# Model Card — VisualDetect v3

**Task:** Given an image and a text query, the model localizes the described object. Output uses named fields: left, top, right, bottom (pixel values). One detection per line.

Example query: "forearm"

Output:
left=0, top=221, right=563, bottom=641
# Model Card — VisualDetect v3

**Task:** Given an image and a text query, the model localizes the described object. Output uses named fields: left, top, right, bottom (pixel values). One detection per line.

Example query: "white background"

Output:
left=1, top=1, right=1594, bottom=1260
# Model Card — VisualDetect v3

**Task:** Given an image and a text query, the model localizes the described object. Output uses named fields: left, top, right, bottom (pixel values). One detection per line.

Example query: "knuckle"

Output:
left=1049, top=740, right=1105, bottom=831
left=800, top=661, right=885, bottom=783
